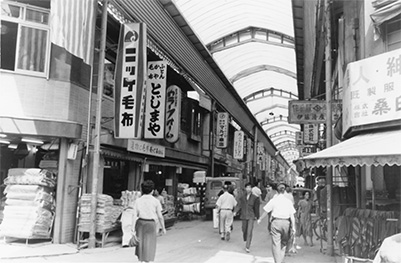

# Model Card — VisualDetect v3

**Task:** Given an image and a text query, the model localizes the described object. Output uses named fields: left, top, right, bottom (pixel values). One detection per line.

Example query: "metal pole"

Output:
left=252, top=126, right=258, bottom=185
left=88, top=0, right=108, bottom=249
left=210, top=101, right=215, bottom=178
left=324, top=0, right=334, bottom=256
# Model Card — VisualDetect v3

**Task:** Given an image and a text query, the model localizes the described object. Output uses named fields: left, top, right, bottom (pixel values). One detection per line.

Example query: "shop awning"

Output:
left=370, top=0, right=401, bottom=27
left=302, top=129, right=401, bottom=168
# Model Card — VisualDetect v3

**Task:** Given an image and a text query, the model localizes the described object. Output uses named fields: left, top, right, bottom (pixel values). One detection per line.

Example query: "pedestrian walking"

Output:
left=216, top=184, right=237, bottom=241
left=296, top=191, right=314, bottom=247
left=251, top=180, right=262, bottom=198
left=234, top=183, right=260, bottom=253
left=265, top=183, right=278, bottom=203
left=258, top=182, right=296, bottom=263
left=132, top=180, right=166, bottom=263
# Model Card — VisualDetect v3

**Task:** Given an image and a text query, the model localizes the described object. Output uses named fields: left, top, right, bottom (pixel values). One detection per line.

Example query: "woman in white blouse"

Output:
left=132, top=180, right=166, bottom=262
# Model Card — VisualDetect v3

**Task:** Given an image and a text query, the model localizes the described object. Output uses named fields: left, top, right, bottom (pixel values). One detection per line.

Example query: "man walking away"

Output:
left=258, top=182, right=296, bottom=263
left=252, top=180, right=262, bottom=199
left=234, top=183, right=260, bottom=253
left=216, top=185, right=237, bottom=241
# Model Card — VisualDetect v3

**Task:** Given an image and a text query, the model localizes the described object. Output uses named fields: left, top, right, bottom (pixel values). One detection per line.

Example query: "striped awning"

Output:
left=302, top=129, right=401, bottom=168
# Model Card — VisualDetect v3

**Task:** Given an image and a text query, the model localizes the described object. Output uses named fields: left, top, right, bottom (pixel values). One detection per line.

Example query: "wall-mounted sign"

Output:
left=114, top=23, right=147, bottom=139
left=260, top=152, right=266, bottom=171
left=343, top=49, right=401, bottom=135
left=303, top=124, right=319, bottom=144
left=288, top=100, right=342, bottom=124
left=127, top=139, right=165, bottom=158
left=165, top=85, right=181, bottom=143
left=295, top=131, right=303, bottom=146
left=233, top=130, right=244, bottom=159
left=144, top=61, right=167, bottom=139
left=216, top=112, right=229, bottom=148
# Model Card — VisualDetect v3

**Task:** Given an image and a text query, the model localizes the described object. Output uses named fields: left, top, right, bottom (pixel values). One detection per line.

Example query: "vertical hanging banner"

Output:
left=295, top=131, right=303, bottom=146
left=257, top=142, right=264, bottom=164
left=216, top=112, right=229, bottom=148
left=144, top=61, right=167, bottom=139
left=233, top=130, right=244, bottom=159
left=165, top=85, right=181, bottom=143
left=114, top=23, right=147, bottom=138
left=303, top=124, right=319, bottom=144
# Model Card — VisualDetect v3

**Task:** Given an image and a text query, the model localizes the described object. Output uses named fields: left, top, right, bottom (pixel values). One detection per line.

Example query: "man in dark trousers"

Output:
left=234, top=182, right=260, bottom=253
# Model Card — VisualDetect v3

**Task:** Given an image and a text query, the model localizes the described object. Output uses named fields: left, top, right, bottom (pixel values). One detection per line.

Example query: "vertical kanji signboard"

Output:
left=233, top=130, right=244, bottom=159
left=144, top=61, right=167, bottom=139
left=216, top=112, right=229, bottom=148
left=114, top=23, right=147, bottom=139
left=343, top=49, right=401, bottom=135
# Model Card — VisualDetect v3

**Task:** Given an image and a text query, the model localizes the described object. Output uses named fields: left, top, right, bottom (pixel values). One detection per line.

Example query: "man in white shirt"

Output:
left=258, top=182, right=296, bottom=263
left=216, top=185, right=237, bottom=241
left=251, top=180, right=262, bottom=198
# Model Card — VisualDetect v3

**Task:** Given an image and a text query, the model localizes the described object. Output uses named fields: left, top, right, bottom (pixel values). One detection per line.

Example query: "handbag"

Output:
left=129, top=234, right=140, bottom=247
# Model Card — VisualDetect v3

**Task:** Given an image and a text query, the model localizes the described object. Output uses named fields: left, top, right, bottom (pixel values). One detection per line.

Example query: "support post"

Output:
left=252, top=126, right=258, bottom=185
left=324, top=0, right=334, bottom=256
left=210, top=101, right=215, bottom=178
left=88, top=0, right=108, bottom=249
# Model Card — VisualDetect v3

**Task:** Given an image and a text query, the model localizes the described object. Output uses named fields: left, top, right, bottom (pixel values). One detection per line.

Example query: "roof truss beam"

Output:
left=265, top=124, right=300, bottom=133
left=207, top=26, right=294, bottom=54
left=269, top=130, right=296, bottom=139
left=260, top=115, right=289, bottom=126
left=230, top=64, right=296, bottom=84
left=244, top=87, right=298, bottom=103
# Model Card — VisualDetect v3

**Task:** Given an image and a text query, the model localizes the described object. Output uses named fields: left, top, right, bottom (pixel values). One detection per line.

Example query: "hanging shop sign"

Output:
left=257, top=142, right=264, bottom=165
left=144, top=61, right=167, bottom=139
left=288, top=100, right=342, bottom=124
left=295, top=131, right=303, bottom=146
left=233, top=130, right=244, bottom=159
left=114, top=23, right=147, bottom=139
left=303, top=124, right=319, bottom=144
left=127, top=139, right=165, bottom=158
left=260, top=152, right=266, bottom=171
left=343, top=49, right=401, bottom=135
left=298, top=145, right=318, bottom=157
left=216, top=112, right=229, bottom=148
left=165, top=85, right=181, bottom=143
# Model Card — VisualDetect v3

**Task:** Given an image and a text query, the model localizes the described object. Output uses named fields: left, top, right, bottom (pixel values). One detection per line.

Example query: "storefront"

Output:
left=301, top=49, right=401, bottom=260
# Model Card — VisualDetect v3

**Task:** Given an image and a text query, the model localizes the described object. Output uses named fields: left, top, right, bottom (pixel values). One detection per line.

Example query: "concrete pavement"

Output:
left=1, top=217, right=338, bottom=263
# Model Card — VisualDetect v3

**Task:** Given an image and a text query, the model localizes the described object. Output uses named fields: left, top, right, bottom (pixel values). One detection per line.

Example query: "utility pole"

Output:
left=324, top=0, right=334, bottom=256
left=210, top=100, right=215, bottom=178
left=88, top=0, right=108, bottom=249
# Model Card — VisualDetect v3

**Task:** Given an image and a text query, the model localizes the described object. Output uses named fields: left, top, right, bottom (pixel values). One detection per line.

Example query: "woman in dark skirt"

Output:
left=133, top=180, right=166, bottom=262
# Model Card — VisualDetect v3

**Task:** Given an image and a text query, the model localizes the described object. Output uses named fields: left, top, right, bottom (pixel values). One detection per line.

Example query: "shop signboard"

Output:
left=144, top=61, right=167, bottom=139
left=233, top=130, right=244, bottom=159
left=257, top=142, right=264, bottom=165
left=114, top=23, right=147, bottom=139
left=298, top=145, right=317, bottom=157
left=127, top=139, right=165, bottom=158
left=343, top=49, right=401, bottom=135
left=288, top=100, right=342, bottom=124
left=295, top=131, right=303, bottom=146
left=216, top=112, right=229, bottom=148
left=260, top=152, right=266, bottom=171
left=165, top=85, right=181, bottom=143
left=303, top=124, right=319, bottom=144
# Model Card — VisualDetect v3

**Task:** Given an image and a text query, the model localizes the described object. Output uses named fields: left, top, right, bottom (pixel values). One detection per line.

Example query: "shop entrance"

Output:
left=102, top=158, right=129, bottom=199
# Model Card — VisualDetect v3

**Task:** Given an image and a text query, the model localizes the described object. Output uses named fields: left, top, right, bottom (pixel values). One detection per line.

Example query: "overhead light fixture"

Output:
left=21, top=138, right=44, bottom=144
left=0, top=134, right=7, bottom=138
left=0, top=139, right=10, bottom=144
left=8, top=144, right=18, bottom=149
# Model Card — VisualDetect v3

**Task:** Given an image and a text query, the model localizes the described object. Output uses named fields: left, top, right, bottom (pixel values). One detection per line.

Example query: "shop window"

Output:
left=0, top=1, right=50, bottom=76
left=384, top=14, right=401, bottom=51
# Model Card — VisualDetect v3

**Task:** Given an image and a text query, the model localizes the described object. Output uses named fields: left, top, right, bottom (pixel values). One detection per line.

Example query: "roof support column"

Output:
left=324, top=0, right=334, bottom=256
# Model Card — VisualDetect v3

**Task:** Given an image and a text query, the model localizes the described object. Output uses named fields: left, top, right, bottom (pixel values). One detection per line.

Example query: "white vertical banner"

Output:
left=257, top=142, right=264, bottom=164
left=303, top=124, right=319, bottom=144
left=165, top=85, right=181, bottom=143
left=114, top=23, right=147, bottom=139
left=216, top=112, right=229, bottom=148
left=233, top=130, right=244, bottom=159
left=144, top=61, right=167, bottom=139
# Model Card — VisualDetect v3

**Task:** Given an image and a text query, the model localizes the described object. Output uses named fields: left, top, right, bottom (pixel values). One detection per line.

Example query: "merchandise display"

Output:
left=0, top=168, right=56, bottom=239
